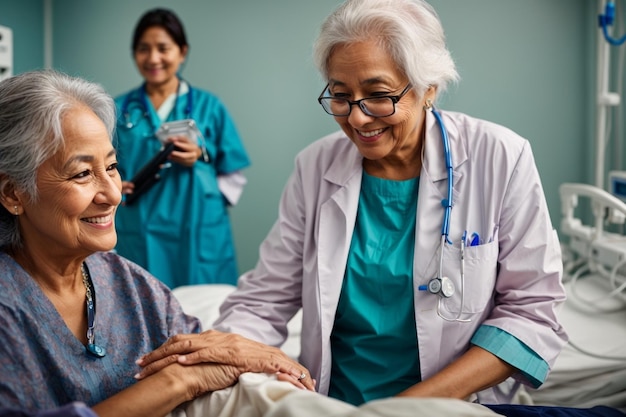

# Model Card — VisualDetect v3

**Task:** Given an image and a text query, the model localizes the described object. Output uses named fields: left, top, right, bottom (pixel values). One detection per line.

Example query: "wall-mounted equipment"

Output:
left=0, top=25, right=13, bottom=82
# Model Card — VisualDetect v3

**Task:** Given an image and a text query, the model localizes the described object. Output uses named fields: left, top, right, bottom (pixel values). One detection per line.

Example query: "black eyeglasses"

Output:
left=317, top=84, right=412, bottom=117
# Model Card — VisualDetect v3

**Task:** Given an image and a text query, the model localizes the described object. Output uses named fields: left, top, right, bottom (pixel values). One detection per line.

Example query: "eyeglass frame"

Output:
left=317, top=83, right=413, bottom=117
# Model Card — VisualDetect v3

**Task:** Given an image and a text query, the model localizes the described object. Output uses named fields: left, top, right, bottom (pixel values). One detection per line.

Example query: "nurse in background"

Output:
left=114, top=8, right=250, bottom=288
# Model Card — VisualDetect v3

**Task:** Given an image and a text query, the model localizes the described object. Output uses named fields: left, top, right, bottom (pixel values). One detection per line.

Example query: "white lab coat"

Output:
left=214, top=110, right=568, bottom=404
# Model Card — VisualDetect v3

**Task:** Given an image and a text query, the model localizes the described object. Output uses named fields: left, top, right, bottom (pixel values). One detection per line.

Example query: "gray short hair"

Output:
left=0, top=69, right=116, bottom=249
left=313, top=0, right=459, bottom=97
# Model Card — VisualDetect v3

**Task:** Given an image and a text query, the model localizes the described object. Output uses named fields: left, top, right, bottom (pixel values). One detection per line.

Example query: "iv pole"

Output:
left=596, top=0, right=621, bottom=190
left=595, top=0, right=620, bottom=189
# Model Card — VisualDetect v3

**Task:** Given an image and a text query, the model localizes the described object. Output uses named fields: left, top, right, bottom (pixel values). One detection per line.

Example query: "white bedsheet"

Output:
left=527, top=273, right=626, bottom=411
left=172, top=284, right=302, bottom=359
left=172, top=275, right=626, bottom=412
left=168, top=373, right=501, bottom=417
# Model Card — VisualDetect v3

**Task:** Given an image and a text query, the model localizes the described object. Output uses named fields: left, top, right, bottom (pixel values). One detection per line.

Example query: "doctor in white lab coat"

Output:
left=139, top=0, right=567, bottom=407
left=210, top=110, right=567, bottom=404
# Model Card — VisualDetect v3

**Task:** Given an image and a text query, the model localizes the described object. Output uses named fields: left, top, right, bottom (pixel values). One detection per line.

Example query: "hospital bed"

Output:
left=171, top=182, right=626, bottom=415
left=528, top=183, right=626, bottom=412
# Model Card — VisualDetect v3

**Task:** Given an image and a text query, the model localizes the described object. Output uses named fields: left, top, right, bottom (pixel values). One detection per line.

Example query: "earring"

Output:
left=13, top=206, right=19, bottom=216
left=423, top=99, right=433, bottom=111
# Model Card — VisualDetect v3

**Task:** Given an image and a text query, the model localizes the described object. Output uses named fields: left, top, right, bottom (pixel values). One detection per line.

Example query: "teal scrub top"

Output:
left=329, top=171, right=420, bottom=406
left=114, top=82, right=250, bottom=288
left=327, top=173, right=549, bottom=405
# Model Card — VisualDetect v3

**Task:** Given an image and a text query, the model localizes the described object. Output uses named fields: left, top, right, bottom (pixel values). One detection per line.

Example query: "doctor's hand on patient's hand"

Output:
left=135, top=330, right=315, bottom=391
left=166, top=136, right=203, bottom=167
left=276, top=370, right=317, bottom=391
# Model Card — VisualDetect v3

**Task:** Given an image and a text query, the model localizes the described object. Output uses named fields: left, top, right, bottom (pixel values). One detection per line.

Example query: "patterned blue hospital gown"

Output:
left=0, top=251, right=201, bottom=411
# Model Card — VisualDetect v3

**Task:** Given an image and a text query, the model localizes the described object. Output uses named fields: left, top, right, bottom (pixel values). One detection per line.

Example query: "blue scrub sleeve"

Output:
left=471, top=325, right=549, bottom=388
left=212, top=101, right=250, bottom=174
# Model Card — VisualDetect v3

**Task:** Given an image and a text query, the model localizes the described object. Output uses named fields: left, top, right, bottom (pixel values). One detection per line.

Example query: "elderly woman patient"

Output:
left=0, top=69, right=312, bottom=417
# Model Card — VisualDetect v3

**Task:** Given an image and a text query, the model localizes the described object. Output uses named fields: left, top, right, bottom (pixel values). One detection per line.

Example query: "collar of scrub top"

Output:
left=121, top=76, right=193, bottom=130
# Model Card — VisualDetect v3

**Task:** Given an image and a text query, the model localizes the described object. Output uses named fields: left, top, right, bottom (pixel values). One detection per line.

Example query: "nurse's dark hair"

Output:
left=313, top=0, right=459, bottom=98
left=0, top=69, right=115, bottom=249
left=132, top=8, right=189, bottom=52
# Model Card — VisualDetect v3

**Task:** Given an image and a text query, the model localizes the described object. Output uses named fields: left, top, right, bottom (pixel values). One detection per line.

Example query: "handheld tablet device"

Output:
left=125, top=142, right=178, bottom=205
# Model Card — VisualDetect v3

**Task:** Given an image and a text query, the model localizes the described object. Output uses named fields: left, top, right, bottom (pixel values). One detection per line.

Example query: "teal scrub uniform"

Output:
left=114, top=82, right=250, bottom=288
left=328, top=172, right=549, bottom=405
left=329, top=172, right=421, bottom=405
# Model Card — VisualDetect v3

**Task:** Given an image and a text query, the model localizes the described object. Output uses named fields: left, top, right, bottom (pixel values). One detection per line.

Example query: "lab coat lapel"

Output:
left=415, top=109, right=468, bottom=375
left=317, top=144, right=362, bottom=388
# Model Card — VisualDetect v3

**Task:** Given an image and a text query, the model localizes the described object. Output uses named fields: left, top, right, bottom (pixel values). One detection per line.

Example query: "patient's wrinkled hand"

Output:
left=135, top=330, right=315, bottom=391
left=164, top=362, right=240, bottom=402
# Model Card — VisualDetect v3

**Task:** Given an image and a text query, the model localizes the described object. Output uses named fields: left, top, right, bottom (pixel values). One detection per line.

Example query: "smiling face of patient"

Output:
left=15, top=107, right=123, bottom=261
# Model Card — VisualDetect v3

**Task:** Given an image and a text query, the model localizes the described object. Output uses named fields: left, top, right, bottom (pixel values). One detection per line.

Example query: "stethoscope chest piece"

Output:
left=426, top=276, right=455, bottom=298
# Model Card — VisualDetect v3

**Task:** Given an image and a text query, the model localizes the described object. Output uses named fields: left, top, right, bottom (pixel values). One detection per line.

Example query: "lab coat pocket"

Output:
left=439, top=240, right=498, bottom=316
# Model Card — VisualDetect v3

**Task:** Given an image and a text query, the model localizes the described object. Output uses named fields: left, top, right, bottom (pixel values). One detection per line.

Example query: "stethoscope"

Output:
left=120, top=78, right=193, bottom=130
left=119, top=78, right=209, bottom=168
left=418, top=103, right=470, bottom=323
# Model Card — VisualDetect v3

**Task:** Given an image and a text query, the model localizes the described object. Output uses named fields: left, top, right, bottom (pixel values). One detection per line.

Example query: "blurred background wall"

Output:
left=0, top=1, right=604, bottom=273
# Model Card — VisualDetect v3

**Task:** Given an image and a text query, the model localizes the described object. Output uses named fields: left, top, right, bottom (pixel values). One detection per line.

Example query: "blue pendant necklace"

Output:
left=81, top=263, right=106, bottom=358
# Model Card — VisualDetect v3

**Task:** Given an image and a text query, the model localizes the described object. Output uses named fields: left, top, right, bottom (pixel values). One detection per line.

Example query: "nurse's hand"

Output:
left=121, top=180, right=135, bottom=195
left=166, top=136, right=203, bottom=167
left=135, top=330, right=316, bottom=391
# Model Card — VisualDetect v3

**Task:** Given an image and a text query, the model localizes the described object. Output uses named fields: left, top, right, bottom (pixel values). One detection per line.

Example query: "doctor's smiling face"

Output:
left=134, top=26, right=188, bottom=90
left=326, top=40, right=433, bottom=178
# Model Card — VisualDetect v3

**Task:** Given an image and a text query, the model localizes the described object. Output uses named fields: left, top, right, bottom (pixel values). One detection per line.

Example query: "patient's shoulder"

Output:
left=86, top=251, right=172, bottom=295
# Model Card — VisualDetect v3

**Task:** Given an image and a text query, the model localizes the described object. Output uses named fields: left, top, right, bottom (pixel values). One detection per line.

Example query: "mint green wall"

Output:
left=0, top=0, right=44, bottom=72
left=51, top=0, right=343, bottom=274
left=433, top=1, right=595, bottom=231
left=2, top=1, right=599, bottom=274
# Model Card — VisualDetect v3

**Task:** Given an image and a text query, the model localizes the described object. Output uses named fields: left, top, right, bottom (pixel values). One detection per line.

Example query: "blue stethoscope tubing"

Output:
left=117, top=79, right=208, bottom=201
left=120, top=79, right=193, bottom=129
left=431, top=106, right=453, bottom=245
left=427, top=105, right=470, bottom=323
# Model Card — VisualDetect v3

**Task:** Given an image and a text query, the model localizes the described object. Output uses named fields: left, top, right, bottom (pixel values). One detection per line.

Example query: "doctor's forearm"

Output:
left=395, top=346, right=515, bottom=400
